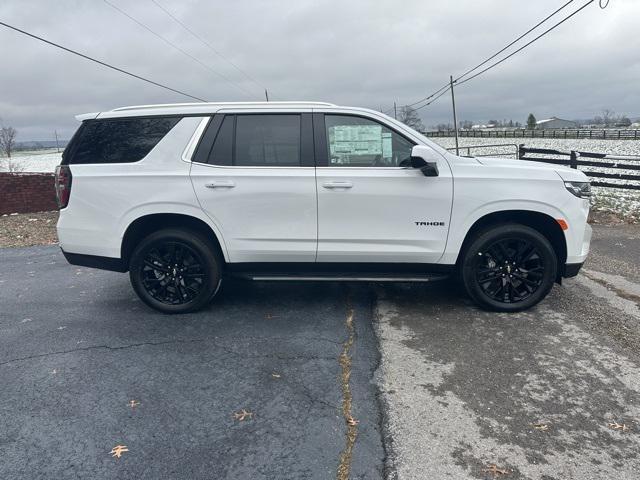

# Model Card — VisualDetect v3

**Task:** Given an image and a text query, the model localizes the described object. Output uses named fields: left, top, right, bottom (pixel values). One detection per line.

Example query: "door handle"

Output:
left=205, top=180, right=235, bottom=189
left=322, top=181, right=353, bottom=189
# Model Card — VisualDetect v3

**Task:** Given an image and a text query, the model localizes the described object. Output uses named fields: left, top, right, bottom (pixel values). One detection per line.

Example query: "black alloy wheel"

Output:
left=129, top=229, right=221, bottom=313
left=141, top=242, right=206, bottom=305
left=461, top=224, right=557, bottom=312
left=475, top=238, right=545, bottom=304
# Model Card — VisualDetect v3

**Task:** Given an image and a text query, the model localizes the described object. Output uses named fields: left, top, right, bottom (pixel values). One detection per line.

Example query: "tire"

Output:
left=460, top=224, right=557, bottom=312
left=129, top=228, right=222, bottom=314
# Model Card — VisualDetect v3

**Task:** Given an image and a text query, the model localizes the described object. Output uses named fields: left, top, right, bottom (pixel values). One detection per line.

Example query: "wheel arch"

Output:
left=121, top=213, right=227, bottom=268
left=455, top=210, right=567, bottom=281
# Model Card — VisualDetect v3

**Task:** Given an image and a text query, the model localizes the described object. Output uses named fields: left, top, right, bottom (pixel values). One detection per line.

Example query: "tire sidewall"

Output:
left=129, top=229, right=221, bottom=314
left=462, top=224, right=558, bottom=312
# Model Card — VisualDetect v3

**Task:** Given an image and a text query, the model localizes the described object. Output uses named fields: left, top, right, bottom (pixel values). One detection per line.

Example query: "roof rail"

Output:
left=111, top=101, right=335, bottom=112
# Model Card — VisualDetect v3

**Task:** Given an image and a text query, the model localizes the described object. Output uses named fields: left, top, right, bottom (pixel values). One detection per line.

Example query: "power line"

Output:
left=456, top=0, right=596, bottom=87
left=0, top=20, right=207, bottom=102
left=396, top=0, right=600, bottom=112
left=414, top=87, right=450, bottom=111
left=407, top=83, right=451, bottom=110
left=149, top=0, right=268, bottom=96
left=404, top=82, right=451, bottom=109
left=102, top=0, right=255, bottom=98
left=455, top=0, right=576, bottom=83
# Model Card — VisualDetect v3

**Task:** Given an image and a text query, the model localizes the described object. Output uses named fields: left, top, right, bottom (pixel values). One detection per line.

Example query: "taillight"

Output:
left=54, top=165, right=72, bottom=209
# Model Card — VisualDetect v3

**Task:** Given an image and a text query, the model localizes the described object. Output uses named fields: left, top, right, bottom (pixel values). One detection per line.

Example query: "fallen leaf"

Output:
left=531, top=423, right=550, bottom=431
left=110, top=445, right=129, bottom=458
left=346, top=416, right=359, bottom=427
left=608, top=422, right=630, bottom=432
left=233, top=409, right=253, bottom=421
left=482, top=464, right=511, bottom=476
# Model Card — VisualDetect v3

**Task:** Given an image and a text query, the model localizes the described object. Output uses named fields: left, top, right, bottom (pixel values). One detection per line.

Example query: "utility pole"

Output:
left=264, top=89, right=269, bottom=102
left=393, top=102, right=397, bottom=120
left=450, top=75, right=459, bottom=156
left=54, top=130, right=60, bottom=153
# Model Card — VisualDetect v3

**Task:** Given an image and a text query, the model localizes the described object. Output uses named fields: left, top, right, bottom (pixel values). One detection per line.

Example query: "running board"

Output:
left=231, top=273, right=450, bottom=283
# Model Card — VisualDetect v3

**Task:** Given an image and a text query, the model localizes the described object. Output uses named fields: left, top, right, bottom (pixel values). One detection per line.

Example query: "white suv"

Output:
left=55, top=102, right=592, bottom=313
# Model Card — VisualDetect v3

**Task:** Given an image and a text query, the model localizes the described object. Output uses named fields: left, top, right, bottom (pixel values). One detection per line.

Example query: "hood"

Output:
left=475, top=156, right=589, bottom=182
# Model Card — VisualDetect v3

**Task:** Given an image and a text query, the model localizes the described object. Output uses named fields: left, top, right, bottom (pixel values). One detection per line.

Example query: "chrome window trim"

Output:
left=181, top=117, right=211, bottom=164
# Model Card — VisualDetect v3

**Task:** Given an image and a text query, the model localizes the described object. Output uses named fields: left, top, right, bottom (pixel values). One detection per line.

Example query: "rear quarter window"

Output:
left=63, top=116, right=181, bottom=164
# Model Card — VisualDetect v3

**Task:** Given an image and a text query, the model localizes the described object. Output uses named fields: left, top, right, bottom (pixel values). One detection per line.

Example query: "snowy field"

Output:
left=3, top=140, right=639, bottom=221
left=430, top=137, right=640, bottom=157
left=431, top=137, right=640, bottom=222
left=0, top=149, right=62, bottom=173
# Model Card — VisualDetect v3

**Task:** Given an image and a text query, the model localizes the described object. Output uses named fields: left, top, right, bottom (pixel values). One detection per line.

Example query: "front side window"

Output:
left=325, top=115, right=414, bottom=167
left=65, top=117, right=180, bottom=164
left=234, top=114, right=301, bottom=166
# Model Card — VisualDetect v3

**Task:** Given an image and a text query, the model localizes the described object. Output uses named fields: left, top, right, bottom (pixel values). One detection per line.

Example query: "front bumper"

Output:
left=563, top=262, right=584, bottom=278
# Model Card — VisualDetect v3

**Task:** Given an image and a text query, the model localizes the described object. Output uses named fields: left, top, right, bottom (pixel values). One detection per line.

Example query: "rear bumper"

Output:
left=61, top=249, right=127, bottom=273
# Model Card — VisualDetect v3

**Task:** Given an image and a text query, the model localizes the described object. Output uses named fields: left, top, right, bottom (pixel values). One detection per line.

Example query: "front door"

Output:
left=190, top=112, right=317, bottom=263
left=314, top=113, right=453, bottom=264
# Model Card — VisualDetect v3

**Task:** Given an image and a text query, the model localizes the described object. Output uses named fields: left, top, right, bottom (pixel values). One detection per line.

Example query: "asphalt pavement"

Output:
left=1, top=224, right=639, bottom=480
left=0, top=246, right=384, bottom=479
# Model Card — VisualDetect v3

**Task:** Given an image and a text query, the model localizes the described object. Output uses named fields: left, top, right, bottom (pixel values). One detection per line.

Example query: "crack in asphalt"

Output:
left=582, top=270, right=640, bottom=306
left=0, top=335, right=343, bottom=413
left=0, top=337, right=337, bottom=367
left=0, top=338, right=207, bottom=367
left=336, top=292, right=358, bottom=480
left=371, top=287, right=399, bottom=480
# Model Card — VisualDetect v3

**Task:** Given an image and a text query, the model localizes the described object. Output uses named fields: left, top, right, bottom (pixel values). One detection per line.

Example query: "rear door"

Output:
left=190, top=111, right=317, bottom=263
left=313, top=112, right=453, bottom=263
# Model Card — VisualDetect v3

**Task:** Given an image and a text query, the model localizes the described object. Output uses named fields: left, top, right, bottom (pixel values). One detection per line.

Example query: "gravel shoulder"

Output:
left=375, top=224, right=640, bottom=479
left=0, top=210, right=58, bottom=247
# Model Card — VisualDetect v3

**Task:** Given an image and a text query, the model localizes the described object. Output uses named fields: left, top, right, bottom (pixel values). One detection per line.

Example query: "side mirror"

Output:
left=410, top=146, right=440, bottom=177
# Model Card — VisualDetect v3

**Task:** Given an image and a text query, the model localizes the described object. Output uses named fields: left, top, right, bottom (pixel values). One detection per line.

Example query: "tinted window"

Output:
left=234, top=115, right=300, bottom=166
left=65, top=117, right=180, bottom=164
left=325, top=115, right=413, bottom=167
left=208, top=115, right=234, bottom=166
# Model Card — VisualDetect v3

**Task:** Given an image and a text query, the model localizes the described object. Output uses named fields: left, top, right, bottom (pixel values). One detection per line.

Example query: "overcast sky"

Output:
left=1, top=0, right=639, bottom=141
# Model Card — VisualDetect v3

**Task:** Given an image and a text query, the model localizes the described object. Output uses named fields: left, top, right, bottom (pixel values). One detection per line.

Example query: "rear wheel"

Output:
left=461, top=224, right=557, bottom=312
left=129, top=229, right=221, bottom=314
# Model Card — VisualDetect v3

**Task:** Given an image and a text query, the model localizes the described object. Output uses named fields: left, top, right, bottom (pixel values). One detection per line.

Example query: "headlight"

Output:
left=564, top=181, right=591, bottom=198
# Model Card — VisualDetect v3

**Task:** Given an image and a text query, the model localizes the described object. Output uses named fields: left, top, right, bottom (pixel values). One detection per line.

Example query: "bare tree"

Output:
left=0, top=125, right=17, bottom=158
left=435, top=123, right=452, bottom=132
left=602, top=109, right=618, bottom=127
left=397, top=106, right=425, bottom=131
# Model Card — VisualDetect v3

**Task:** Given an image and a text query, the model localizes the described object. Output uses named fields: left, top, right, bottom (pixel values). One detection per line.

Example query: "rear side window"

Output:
left=208, top=115, right=234, bottom=166
left=235, top=115, right=300, bottom=166
left=64, top=117, right=180, bottom=164
left=196, top=114, right=304, bottom=167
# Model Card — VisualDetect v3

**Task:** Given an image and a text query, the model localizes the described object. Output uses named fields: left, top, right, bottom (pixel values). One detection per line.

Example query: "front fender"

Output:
left=441, top=200, right=570, bottom=265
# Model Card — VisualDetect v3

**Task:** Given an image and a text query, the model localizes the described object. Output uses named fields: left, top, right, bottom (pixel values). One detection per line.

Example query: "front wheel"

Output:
left=461, top=224, right=557, bottom=312
left=129, top=229, right=221, bottom=314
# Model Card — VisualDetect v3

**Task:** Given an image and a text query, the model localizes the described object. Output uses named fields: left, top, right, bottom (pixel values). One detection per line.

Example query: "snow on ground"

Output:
left=0, top=149, right=62, bottom=173
left=431, top=137, right=640, bottom=222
